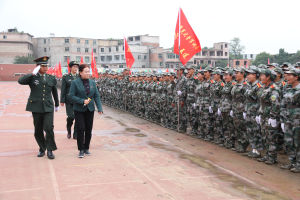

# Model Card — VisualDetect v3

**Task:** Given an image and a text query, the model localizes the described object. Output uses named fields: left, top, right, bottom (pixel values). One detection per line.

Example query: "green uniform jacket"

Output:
left=69, top=78, right=103, bottom=112
left=18, top=73, right=59, bottom=113
left=60, top=73, right=78, bottom=104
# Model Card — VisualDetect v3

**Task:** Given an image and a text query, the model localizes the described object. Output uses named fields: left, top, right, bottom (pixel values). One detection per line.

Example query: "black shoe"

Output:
left=73, top=135, right=77, bottom=140
left=37, top=151, right=45, bottom=157
left=47, top=150, right=55, bottom=159
left=67, top=133, right=71, bottom=139
left=78, top=150, right=84, bottom=158
left=257, top=156, right=267, bottom=162
left=84, top=149, right=91, bottom=156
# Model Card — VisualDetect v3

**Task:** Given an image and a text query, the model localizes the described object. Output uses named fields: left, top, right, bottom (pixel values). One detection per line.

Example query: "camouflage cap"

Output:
left=285, top=67, right=300, bottom=76
left=212, top=69, right=223, bottom=75
left=234, top=67, right=245, bottom=73
left=224, top=69, right=234, bottom=75
left=267, top=63, right=279, bottom=68
left=203, top=66, right=213, bottom=72
left=257, top=64, right=268, bottom=69
left=273, top=66, right=283, bottom=74
left=295, top=62, right=300, bottom=67
left=245, top=65, right=258, bottom=74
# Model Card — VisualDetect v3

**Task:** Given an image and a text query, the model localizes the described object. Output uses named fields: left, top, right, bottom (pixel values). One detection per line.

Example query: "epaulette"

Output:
left=194, top=76, right=198, bottom=80
left=282, top=81, right=286, bottom=86
left=221, top=82, right=225, bottom=87
left=270, top=84, right=275, bottom=89
left=243, top=81, right=247, bottom=85
left=257, top=83, right=262, bottom=88
left=210, top=80, right=214, bottom=84
left=232, top=82, right=237, bottom=85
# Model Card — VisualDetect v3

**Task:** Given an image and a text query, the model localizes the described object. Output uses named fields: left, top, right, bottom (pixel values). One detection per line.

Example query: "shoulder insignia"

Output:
left=210, top=80, right=214, bottom=84
left=282, top=81, right=286, bottom=86
left=257, top=83, right=262, bottom=88
left=221, top=82, right=225, bottom=87
left=194, top=76, right=197, bottom=80
left=270, top=84, right=275, bottom=89
left=232, top=82, right=237, bottom=85
left=243, top=81, right=247, bottom=85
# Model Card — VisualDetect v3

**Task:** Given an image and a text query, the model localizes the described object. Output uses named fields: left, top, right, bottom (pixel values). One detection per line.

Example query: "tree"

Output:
left=229, top=37, right=244, bottom=59
left=273, top=48, right=290, bottom=65
left=252, top=52, right=274, bottom=65
left=14, top=56, right=35, bottom=64
left=289, top=50, right=300, bottom=64
left=215, top=59, right=228, bottom=68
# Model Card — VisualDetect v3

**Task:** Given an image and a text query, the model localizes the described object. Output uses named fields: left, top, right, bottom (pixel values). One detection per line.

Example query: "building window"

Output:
left=244, top=61, right=247, bottom=65
left=44, top=39, right=46, bottom=44
left=250, top=54, right=253, bottom=58
left=64, top=56, right=70, bottom=62
left=3, top=35, right=7, bottom=39
left=208, top=60, right=211, bottom=64
left=135, top=36, right=140, bottom=41
left=160, top=62, right=163, bottom=66
left=44, top=48, right=47, bottom=52
left=65, top=47, right=69, bottom=52
left=114, top=55, right=120, bottom=60
left=77, top=48, right=80, bottom=53
left=158, top=54, right=163, bottom=59
left=166, top=64, right=169, bottom=68
left=65, top=38, right=69, bottom=43
left=119, top=65, right=123, bottom=68
left=85, top=56, right=90, bottom=63
left=142, top=65, right=145, bottom=68
left=200, top=60, right=204, bottom=64
left=128, top=37, right=133, bottom=41
left=85, top=40, right=89, bottom=44
left=85, top=48, right=89, bottom=53
left=194, top=60, right=197, bottom=64
left=101, top=48, right=104, bottom=52
left=225, top=44, right=227, bottom=48
left=93, top=48, right=96, bottom=53
left=121, top=55, right=124, bottom=60
left=107, top=56, right=112, bottom=61
left=76, top=56, right=81, bottom=62
left=221, top=45, right=223, bottom=49
left=101, top=56, right=105, bottom=62
left=138, top=55, right=141, bottom=60
left=77, top=39, right=80, bottom=44
left=209, top=51, right=215, bottom=56
left=236, top=61, right=240, bottom=66
left=116, top=46, right=119, bottom=51
left=109, top=47, right=111, bottom=52
left=123, top=46, right=124, bottom=51
left=93, top=40, right=96, bottom=45
left=244, top=54, right=247, bottom=59
left=225, top=52, right=228, bottom=56
left=144, top=55, right=147, bottom=60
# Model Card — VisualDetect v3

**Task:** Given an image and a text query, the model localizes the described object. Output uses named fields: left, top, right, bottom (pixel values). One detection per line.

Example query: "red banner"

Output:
left=173, top=8, right=201, bottom=65
left=124, top=37, right=135, bottom=68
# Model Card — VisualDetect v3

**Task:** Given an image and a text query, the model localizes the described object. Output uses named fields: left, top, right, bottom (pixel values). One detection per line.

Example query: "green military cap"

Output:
left=212, top=69, right=223, bottom=75
left=224, top=69, right=234, bottom=75
left=295, top=62, right=300, bottom=67
left=234, top=67, right=245, bottom=73
left=69, top=61, right=79, bottom=67
left=170, top=72, right=176, bottom=76
left=267, top=63, right=279, bottom=68
left=273, top=66, right=283, bottom=74
left=34, top=56, right=49, bottom=65
left=203, top=66, right=213, bottom=72
left=285, top=67, right=300, bottom=76
left=245, top=65, right=258, bottom=74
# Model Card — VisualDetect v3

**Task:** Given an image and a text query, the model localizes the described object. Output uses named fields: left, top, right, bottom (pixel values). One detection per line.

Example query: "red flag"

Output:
left=124, top=37, right=135, bottom=68
left=93, top=56, right=98, bottom=78
left=58, top=61, right=62, bottom=78
left=67, top=57, right=70, bottom=73
left=91, top=51, right=95, bottom=77
left=174, top=8, right=201, bottom=65
left=80, top=56, right=84, bottom=64
left=268, top=58, right=270, bottom=64
left=166, top=68, right=169, bottom=72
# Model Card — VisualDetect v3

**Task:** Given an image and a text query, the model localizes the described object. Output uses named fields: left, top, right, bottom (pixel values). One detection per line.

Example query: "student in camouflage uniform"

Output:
left=195, top=69, right=205, bottom=138
left=185, top=66, right=198, bottom=135
left=175, top=67, right=188, bottom=133
left=244, top=66, right=262, bottom=158
left=231, top=67, right=249, bottom=152
left=220, top=69, right=235, bottom=148
left=166, top=73, right=177, bottom=130
left=257, top=69, right=281, bottom=165
left=280, top=67, right=300, bottom=172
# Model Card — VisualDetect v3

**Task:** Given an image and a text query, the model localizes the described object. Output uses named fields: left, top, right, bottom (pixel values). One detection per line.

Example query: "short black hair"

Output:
left=78, top=64, right=89, bottom=73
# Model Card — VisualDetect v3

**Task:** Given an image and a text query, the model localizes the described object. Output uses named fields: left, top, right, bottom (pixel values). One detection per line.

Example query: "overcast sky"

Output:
left=0, top=0, right=299, bottom=54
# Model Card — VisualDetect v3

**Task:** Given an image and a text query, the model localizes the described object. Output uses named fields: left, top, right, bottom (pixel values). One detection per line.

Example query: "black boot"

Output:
left=66, top=117, right=73, bottom=139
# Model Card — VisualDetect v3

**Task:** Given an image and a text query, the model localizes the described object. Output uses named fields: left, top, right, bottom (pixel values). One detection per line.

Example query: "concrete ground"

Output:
left=0, top=81, right=300, bottom=200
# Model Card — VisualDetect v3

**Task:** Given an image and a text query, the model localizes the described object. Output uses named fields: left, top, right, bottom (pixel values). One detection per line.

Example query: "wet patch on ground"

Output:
left=0, top=150, right=34, bottom=157
left=134, top=133, right=147, bottom=137
left=117, top=120, right=127, bottom=127
left=104, top=116, right=113, bottom=119
left=125, top=128, right=140, bottom=132
left=148, top=141, right=290, bottom=200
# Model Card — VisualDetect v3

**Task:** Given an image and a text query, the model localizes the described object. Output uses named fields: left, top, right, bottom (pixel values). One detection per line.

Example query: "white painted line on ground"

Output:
left=48, top=160, right=61, bottom=200
left=0, top=187, right=42, bottom=194
left=68, top=180, right=145, bottom=188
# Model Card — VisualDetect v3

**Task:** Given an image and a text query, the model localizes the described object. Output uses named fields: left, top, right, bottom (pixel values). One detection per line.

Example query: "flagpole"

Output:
left=177, top=8, right=181, bottom=133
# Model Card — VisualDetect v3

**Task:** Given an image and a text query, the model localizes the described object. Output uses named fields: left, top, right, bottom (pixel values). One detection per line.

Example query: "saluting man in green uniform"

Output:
left=60, top=61, right=79, bottom=139
left=18, top=56, right=59, bottom=159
